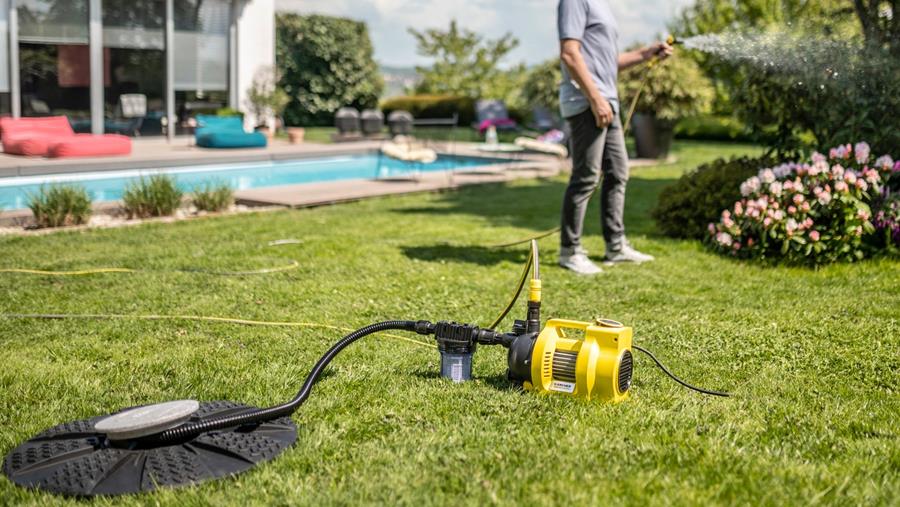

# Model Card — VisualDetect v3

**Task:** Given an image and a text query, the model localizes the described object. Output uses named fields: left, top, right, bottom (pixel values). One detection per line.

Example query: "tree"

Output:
left=276, top=14, right=383, bottom=126
left=409, top=21, right=520, bottom=101
left=522, top=59, right=562, bottom=113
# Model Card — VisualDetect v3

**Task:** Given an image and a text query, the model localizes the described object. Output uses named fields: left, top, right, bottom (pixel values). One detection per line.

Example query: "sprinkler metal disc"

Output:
left=3, top=400, right=297, bottom=497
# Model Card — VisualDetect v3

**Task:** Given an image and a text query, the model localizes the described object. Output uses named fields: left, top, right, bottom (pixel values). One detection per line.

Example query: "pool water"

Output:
left=0, top=153, right=501, bottom=211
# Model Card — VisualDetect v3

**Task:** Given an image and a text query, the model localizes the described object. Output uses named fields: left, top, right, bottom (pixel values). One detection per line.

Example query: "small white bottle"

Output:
left=485, top=125, right=498, bottom=146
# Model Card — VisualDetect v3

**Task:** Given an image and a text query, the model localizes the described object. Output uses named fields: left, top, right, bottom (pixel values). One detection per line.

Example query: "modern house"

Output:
left=0, top=0, right=274, bottom=141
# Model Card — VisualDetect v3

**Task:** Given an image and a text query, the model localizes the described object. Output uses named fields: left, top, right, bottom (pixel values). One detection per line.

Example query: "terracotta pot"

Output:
left=287, top=127, right=305, bottom=144
left=256, top=126, right=274, bottom=140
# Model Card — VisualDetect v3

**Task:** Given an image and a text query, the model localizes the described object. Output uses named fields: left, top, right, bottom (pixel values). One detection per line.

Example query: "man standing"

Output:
left=557, top=0, right=672, bottom=275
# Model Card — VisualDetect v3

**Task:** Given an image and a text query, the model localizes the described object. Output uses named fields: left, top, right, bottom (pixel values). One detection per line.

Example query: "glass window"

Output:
left=17, top=1, right=91, bottom=124
left=174, top=0, right=231, bottom=134
left=17, top=0, right=89, bottom=44
left=102, top=0, right=166, bottom=136
left=0, top=0, right=9, bottom=95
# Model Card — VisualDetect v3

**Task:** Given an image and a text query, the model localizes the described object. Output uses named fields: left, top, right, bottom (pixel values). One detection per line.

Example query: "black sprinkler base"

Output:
left=2, top=400, right=297, bottom=497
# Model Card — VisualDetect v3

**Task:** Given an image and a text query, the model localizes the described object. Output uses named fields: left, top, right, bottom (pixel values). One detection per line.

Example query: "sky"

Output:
left=275, top=0, right=695, bottom=68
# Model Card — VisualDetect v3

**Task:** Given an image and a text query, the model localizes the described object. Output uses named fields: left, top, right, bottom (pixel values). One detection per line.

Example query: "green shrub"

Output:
left=674, top=115, right=752, bottom=142
left=381, top=94, right=476, bottom=126
left=707, top=142, right=895, bottom=266
left=277, top=14, right=383, bottom=126
left=192, top=182, right=234, bottom=212
left=27, top=184, right=92, bottom=228
left=618, top=53, right=714, bottom=123
left=215, top=107, right=243, bottom=118
left=652, top=155, right=775, bottom=239
left=122, top=175, right=183, bottom=219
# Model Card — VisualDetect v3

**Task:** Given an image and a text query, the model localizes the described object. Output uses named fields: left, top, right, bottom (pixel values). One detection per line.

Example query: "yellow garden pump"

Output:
left=3, top=241, right=727, bottom=497
left=432, top=241, right=636, bottom=401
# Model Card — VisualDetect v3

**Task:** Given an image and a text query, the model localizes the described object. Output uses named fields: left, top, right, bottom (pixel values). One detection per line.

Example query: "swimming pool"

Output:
left=0, top=153, right=502, bottom=211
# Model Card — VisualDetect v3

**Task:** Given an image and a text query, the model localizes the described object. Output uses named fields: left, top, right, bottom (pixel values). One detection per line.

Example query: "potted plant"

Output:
left=618, top=52, right=713, bottom=159
left=286, top=126, right=305, bottom=144
left=245, top=66, right=289, bottom=139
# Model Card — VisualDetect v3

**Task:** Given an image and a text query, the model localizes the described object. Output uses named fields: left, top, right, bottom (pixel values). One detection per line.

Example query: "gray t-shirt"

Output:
left=557, top=0, right=620, bottom=119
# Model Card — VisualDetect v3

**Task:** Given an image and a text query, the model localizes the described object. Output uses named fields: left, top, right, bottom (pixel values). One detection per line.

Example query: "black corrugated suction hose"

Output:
left=154, top=320, right=434, bottom=443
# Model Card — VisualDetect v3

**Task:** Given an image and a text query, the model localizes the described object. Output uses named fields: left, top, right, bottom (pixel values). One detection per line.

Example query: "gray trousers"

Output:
left=560, top=109, right=629, bottom=250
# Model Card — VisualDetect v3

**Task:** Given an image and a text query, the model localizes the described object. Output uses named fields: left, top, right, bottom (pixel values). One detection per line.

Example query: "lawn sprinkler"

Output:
left=3, top=241, right=727, bottom=497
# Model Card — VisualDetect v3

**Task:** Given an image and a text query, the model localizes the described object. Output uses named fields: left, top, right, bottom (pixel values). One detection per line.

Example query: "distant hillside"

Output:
left=381, top=65, right=419, bottom=99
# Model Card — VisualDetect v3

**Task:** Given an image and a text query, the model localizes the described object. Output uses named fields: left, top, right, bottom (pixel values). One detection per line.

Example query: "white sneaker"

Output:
left=559, top=246, right=603, bottom=275
left=604, top=241, right=655, bottom=264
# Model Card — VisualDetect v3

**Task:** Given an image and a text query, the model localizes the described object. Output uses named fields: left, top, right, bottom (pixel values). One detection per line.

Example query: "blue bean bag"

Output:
left=195, top=115, right=267, bottom=149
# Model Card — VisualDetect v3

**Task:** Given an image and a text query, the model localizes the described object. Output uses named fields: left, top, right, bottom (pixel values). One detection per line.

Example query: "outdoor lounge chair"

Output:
left=528, top=106, right=560, bottom=132
left=332, top=107, right=364, bottom=142
left=474, top=99, right=518, bottom=134
left=194, top=115, right=267, bottom=149
left=0, top=116, right=131, bottom=158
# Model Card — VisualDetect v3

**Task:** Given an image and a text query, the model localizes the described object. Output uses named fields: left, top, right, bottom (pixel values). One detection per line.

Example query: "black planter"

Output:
left=632, top=113, right=675, bottom=159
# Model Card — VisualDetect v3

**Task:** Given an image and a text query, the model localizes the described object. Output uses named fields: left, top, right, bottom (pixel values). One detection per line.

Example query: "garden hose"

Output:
left=152, top=320, right=435, bottom=443
left=0, top=259, right=300, bottom=277
left=0, top=313, right=435, bottom=349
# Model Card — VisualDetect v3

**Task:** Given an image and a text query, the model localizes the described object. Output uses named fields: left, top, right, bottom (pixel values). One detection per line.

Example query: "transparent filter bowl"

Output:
left=439, top=352, right=473, bottom=383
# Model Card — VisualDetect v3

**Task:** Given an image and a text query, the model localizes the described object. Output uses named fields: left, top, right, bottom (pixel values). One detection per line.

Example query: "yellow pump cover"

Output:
left=526, top=318, right=633, bottom=402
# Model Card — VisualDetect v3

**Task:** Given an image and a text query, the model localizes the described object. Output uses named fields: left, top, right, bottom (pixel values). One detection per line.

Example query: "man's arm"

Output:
left=618, top=42, right=674, bottom=70
left=560, top=38, right=614, bottom=128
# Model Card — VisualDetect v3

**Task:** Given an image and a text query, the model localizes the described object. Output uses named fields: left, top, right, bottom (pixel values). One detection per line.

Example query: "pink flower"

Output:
left=831, top=164, right=845, bottom=179
left=774, top=210, right=785, bottom=221
left=723, top=216, right=735, bottom=228
left=854, top=142, right=870, bottom=164
left=811, top=152, right=826, bottom=164
left=786, top=218, right=799, bottom=235
left=716, top=232, right=733, bottom=247
left=854, top=226, right=862, bottom=236
left=857, top=209, right=870, bottom=221
left=874, top=155, right=894, bottom=171
left=803, top=218, right=814, bottom=228
left=760, top=169, right=776, bottom=184
left=817, top=192, right=832, bottom=206
left=769, top=181, right=783, bottom=196
left=801, top=202, right=810, bottom=212
left=763, top=217, right=773, bottom=227
left=809, top=230, right=820, bottom=242
left=855, top=179, right=868, bottom=191
left=708, top=223, right=716, bottom=235
left=733, top=242, right=741, bottom=251
left=788, top=205, right=798, bottom=215
left=844, top=171, right=857, bottom=185
left=734, top=201, right=744, bottom=216
left=792, top=194, right=804, bottom=205
left=835, top=181, right=848, bottom=193
left=783, top=180, right=794, bottom=191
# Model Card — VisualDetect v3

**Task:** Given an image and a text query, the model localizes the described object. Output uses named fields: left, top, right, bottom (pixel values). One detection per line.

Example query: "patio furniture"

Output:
left=0, top=116, right=131, bottom=158
left=360, top=109, right=385, bottom=137
left=194, top=115, right=267, bottom=149
left=332, top=107, right=363, bottom=142
left=387, top=110, right=414, bottom=136
left=104, top=94, right=147, bottom=136
left=528, top=106, right=560, bottom=132
left=474, top=99, right=518, bottom=133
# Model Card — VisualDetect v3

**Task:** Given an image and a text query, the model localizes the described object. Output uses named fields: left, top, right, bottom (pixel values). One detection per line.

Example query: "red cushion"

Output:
left=1, top=116, right=76, bottom=156
left=48, top=134, right=132, bottom=158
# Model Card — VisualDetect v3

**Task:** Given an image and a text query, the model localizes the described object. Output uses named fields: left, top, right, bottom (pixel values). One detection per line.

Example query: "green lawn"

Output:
left=1, top=141, right=898, bottom=506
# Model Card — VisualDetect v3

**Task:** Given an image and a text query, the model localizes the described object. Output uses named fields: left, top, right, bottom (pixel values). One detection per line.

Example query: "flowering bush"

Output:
left=707, top=142, right=899, bottom=265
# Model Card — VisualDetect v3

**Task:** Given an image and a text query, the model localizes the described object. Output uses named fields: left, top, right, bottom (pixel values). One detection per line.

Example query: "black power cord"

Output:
left=632, top=345, right=731, bottom=397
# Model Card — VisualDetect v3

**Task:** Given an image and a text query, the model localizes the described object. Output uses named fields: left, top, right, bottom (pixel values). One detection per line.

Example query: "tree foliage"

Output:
left=276, top=14, right=383, bottom=126
left=521, top=59, right=562, bottom=113
left=410, top=21, right=524, bottom=104
left=618, top=54, right=714, bottom=123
